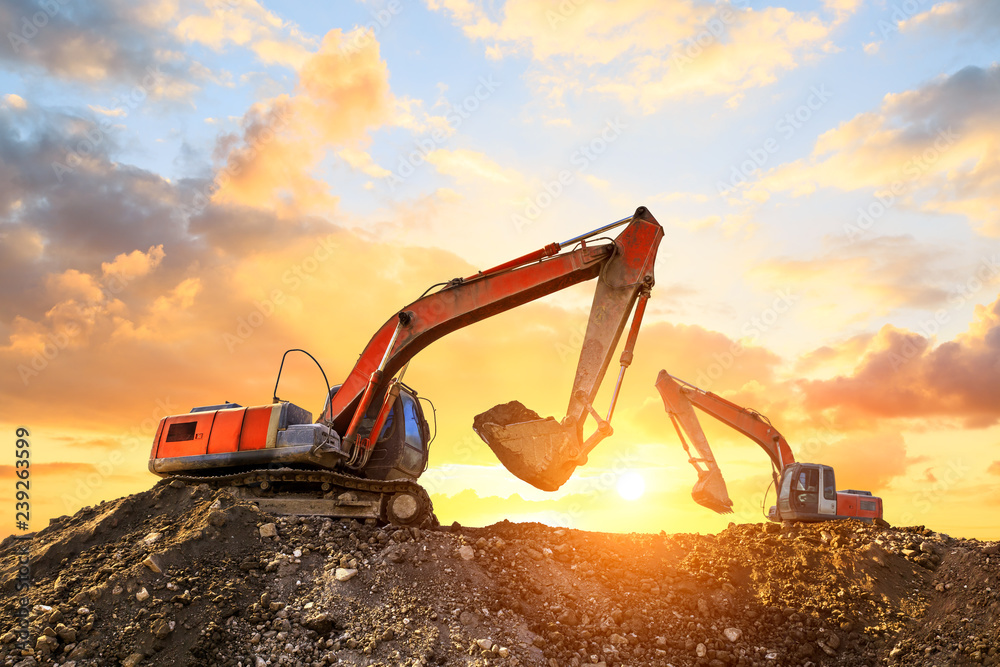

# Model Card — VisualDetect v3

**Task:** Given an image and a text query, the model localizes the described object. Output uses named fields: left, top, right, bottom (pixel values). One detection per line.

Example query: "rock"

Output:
left=477, top=638, right=493, bottom=650
left=459, top=611, right=479, bottom=627
left=34, top=635, right=58, bottom=655
left=458, top=545, right=475, bottom=561
left=557, top=608, right=579, bottom=625
left=818, top=640, right=837, bottom=656
left=919, top=541, right=936, bottom=554
left=610, top=633, right=628, bottom=645
left=259, top=523, right=278, bottom=538
left=54, top=624, right=76, bottom=643
left=696, top=643, right=707, bottom=657
left=142, top=532, right=162, bottom=545
left=724, top=627, right=742, bottom=642
left=142, top=554, right=164, bottom=574
left=303, top=613, right=335, bottom=634
left=826, top=632, right=841, bottom=649
left=334, top=568, right=357, bottom=582
left=135, top=588, right=150, bottom=602
left=122, top=653, right=145, bottom=667
left=152, top=618, right=174, bottom=639
left=208, top=510, right=227, bottom=527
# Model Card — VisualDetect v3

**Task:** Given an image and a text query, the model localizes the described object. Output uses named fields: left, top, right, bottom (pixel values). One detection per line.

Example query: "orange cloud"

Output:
left=209, top=28, right=396, bottom=215
left=749, top=65, right=1000, bottom=235
left=799, top=294, right=1000, bottom=428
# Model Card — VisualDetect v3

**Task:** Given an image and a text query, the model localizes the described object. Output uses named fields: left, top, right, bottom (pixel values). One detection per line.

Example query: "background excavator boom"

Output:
left=655, top=369, right=884, bottom=523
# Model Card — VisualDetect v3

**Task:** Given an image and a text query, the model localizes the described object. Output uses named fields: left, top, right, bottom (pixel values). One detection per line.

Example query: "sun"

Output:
left=616, top=470, right=646, bottom=501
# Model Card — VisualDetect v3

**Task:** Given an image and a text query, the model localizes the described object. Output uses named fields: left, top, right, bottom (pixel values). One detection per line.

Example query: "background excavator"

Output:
left=148, top=207, right=663, bottom=526
left=655, top=370, right=884, bottom=523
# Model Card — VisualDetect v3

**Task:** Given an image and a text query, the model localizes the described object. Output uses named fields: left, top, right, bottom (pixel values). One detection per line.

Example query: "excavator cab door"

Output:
left=818, top=465, right=837, bottom=516
left=778, top=463, right=838, bottom=521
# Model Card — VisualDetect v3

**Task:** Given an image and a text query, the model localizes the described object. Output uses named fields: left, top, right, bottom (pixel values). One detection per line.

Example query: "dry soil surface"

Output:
left=1, top=480, right=998, bottom=667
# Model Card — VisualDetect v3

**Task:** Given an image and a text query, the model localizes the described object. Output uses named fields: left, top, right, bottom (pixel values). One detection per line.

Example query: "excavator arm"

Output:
left=655, top=370, right=796, bottom=514
left=322, top=207, right=663, bottom=491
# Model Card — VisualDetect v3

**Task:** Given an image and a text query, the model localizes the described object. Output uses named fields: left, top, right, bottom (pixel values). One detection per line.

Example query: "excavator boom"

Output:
left=321, top=207, right=663, bottom=491
left=656, top=370, right=796, bottom=514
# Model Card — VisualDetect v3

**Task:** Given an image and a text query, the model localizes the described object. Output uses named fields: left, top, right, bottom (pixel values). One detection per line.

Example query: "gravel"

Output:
left=0, top=480, right=997, bottom=666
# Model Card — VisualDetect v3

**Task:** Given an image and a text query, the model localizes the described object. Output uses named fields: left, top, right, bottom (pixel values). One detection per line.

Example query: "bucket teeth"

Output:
left=692, top=467, right=734, bottom=514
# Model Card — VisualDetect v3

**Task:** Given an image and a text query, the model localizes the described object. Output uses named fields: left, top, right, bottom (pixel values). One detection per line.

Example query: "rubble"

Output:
left=0, top=481, right=997, bottom=666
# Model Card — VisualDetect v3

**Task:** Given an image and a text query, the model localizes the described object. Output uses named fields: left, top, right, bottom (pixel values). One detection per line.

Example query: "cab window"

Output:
left=823, top=468, right=836, bottom=501
left=401, top=394, right=424, bottom=450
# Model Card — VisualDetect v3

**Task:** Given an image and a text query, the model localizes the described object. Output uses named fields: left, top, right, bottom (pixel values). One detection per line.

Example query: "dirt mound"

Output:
left=1, top=484, right=998, bottom=666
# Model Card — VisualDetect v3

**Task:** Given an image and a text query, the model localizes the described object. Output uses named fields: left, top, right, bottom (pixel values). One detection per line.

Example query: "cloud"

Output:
left=0, top=0, right=316, bottom=99
left=428, top=0, right=857, bottom=112
left=0, top=0, right=195, bottom=96
left=799, top=294, right=1000, bottom=428
left=750, top=235, right=969, bottom=324
left=337, top=148, right=392, bottom=179
left=901, top=0, right=1000, bottom=41
left=208, top=28, right=397, bottom=215
left=988, top=460, right=1000, bottom=476
left=3, top=93, right=27, bottom=109
left=426, top=148, right=523, bottom=185
left=173, top=0, right=316, bottom=68
left=749, top=65, right=1000, bottom=235
left=102, top=245, right=166, bottom=280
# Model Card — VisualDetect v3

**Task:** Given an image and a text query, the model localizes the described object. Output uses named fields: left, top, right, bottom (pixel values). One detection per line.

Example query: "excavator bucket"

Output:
left=473, top=402, right=582, bottom=492
left=692, top=467, right=734, bottom=514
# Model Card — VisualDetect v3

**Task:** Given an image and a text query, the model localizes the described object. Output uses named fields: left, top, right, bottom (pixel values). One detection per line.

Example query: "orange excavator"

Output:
left=148, top=207, right=663, bottom=526
left=655, top=371, right=883, bottom=523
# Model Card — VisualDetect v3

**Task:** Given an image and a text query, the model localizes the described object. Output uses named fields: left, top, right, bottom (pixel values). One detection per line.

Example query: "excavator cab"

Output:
left=334, top=384, right=433, bottom=482
left=776, top=463, right=882, bottom=522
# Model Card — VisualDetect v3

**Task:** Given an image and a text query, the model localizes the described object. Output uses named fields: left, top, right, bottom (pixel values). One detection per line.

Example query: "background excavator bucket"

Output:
left=473, top=402, right=582, bottom=491
left=692, top=467, right=734, bottom=514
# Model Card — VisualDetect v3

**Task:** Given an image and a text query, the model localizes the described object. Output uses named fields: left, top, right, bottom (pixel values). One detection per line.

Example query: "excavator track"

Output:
left=162, top=468, right=438, bottom=528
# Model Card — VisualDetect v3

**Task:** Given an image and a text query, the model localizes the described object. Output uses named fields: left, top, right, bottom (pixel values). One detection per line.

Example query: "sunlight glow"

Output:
left=617, top=470, right=646, bottom=501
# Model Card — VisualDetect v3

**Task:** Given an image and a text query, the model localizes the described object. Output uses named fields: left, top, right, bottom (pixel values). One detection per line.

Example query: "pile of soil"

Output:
left=1, top=480, right=998, bottom=667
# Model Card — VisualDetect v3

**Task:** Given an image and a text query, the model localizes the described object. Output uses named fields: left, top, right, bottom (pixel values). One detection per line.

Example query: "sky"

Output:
left=1, top=0, right=999, bottom=540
